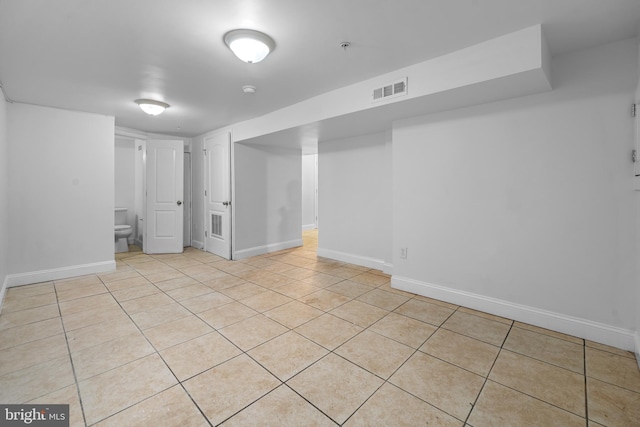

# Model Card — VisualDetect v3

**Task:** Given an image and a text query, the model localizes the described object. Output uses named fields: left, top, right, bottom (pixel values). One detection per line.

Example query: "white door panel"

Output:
left=204, top=132, right=231, bottom=259
left=146, top=140, right=184, bottom=254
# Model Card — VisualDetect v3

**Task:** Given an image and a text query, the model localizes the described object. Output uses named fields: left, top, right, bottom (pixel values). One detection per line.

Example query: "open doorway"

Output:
left=115, top=134, right=189, bottom=255
left=302, top=153, right=318, bottom=231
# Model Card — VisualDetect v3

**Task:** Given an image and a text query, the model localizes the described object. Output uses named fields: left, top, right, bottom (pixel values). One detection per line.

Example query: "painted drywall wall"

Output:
left=234, top=143, right=302, bottom=258
left=115, top=137, right=135, bottom=241
left=7, top=103, right=115, bottom=281
left=0, top=98, right=8, bottom=304
left=190, top=135, right=205, bottom=249
left=392, top=38, right=637, bottom=348
left=232, top=25, right=550, bottom=143
left=635, top=33, right=640, bottom=364
left=302, top=154, right=317, bottom=230
left=318, top=132, right=391, bottom=270
left=134, top=139, right=145, bottom=246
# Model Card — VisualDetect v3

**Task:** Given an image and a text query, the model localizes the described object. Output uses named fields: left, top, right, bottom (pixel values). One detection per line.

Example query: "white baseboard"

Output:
left=392, top=275, right=636, bottom=352
left=382, top=262, right=394, bottom=276
left=234, top=239, right=303, bottom=260
left=302, top=224, right=316, bottom=231
left=6, top=261, right=116, bottom=288
left=317, top=248, right=386, bottom=271
left=191, top=240, right=204, bottom=250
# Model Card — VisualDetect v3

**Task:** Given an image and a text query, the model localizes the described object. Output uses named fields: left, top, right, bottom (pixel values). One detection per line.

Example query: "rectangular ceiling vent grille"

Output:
left=372, top=78, right=408, bottom=103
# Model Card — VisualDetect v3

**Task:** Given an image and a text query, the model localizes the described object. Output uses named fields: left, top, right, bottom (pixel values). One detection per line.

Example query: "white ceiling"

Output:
left=1, top=0, right=639, bottom=138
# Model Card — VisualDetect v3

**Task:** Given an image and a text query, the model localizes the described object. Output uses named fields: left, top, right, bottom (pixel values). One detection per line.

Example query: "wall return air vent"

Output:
left=372, top=77, right=408, bottom=103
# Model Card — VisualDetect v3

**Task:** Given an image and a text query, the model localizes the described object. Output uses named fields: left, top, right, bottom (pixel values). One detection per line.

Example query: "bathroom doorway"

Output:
left=114, top=137, right=138, bottom=250
left=115, top=133, right=189, bottom=254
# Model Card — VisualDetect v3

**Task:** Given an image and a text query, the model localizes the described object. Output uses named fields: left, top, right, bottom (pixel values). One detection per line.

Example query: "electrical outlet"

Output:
left=400, top=248, right=408, bottom=259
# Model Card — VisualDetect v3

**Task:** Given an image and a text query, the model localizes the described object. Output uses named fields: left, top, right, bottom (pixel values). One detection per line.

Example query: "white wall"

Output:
left=134, top=139, right=146, bottom=246
left=302, top=154, right=317, bottom=230
left=392, top=38, right=637, bottom=350
left=115, top=137, right=135, bottom=241
left=234, top=143, right=302, bottom=258
left=233, top=26, right=550, bottom=143
left=635, top=33, right=640, bottom=364
left=7, top=103, right=115, bottom=284
left=0, top=98, right=8, bottom=305
left=190, top=135, right=205, bottom=249
left=318, top=132, right=392, bottom=271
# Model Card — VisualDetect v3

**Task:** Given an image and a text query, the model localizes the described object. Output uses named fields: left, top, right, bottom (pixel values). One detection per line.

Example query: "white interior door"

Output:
left=204, top=132, right=231, bottom=259
left=145, top=140, right=184, bottom=254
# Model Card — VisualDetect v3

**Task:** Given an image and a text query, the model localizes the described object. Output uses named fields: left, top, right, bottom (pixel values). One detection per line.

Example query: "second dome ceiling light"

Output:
left=224, top=29, right=275, bottom=64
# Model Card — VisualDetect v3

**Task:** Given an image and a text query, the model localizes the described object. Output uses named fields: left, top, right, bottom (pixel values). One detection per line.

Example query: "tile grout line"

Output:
left=205, top=249, right=393, bottom=425
left=334, top=304, right=465, bottom=424
left=463, top=321, right=515, bottom=425
left=12, top=233, right=635, bottom=425
left=170, top=245, right=464, bottom=425
left=101, top=261, right=216, bottom=427
left=52, top=280, right=89, bottom=427
left=178, top=264, right=334, bottom=425
left=476, top=321, right=593, bottom=423
left=117, top=247, right=358, bottom=426
left=583, top=339, right=589, bottom=426
left=282, top=383, right=341, bottom=426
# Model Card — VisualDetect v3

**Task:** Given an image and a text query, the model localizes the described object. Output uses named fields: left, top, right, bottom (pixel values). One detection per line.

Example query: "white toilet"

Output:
left=115, top=207, right=133, bottom=253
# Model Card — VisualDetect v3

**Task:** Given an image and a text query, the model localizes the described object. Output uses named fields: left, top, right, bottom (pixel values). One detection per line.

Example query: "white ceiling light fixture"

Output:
left=135, top=99, right=169, bottom=116
left=224, top=29, right=275, bottom=64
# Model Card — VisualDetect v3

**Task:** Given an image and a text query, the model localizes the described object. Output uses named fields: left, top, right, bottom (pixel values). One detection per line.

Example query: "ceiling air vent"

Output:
left=372, top=78, right=408, bottom=103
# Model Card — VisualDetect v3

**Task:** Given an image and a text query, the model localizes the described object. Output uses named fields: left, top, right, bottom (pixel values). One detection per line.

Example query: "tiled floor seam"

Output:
left=339, top=379, right=386, bottom=426
left=53, top=282, right=89, bottom=427
left=325, top=326, right=460, bottom=423
left=463, top=322, right=514, bottom=425
left=10, top=234, right=635, bottom=425
left=485, top=378, right=588, bottom=421
left=97, top=278, right=220, bottom=426
left=583, top=340, right=590, bottom=425
left=479, top=321, right=589, bottom=422
left=211, top=384, right=282, bottom=426
left=584, top=373, right=640, bottom=395
left=175, top=383, right=215, bottom=427
left=238, top=336, right=367, bottom=425
left=331, top=342, right=432, bottom=425
left=189, top=263, right=460, bottom=424
left=95, top=274, right=205, bottom=421
left=277, top=352, right=350, bottom=425
left=280, top=383, right=341, bottom=426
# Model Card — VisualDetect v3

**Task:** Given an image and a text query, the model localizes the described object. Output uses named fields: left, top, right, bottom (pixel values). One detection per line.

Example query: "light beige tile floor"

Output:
left=1, top=229, right=639, bottom=426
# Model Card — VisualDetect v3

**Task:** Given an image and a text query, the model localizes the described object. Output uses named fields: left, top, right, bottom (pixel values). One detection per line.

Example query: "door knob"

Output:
left=177, top=201, right=182, bottom=206
left=223, top=201, right=230, bottom=206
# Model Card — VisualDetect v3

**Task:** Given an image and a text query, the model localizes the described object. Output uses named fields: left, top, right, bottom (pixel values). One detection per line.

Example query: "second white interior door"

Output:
left=204, top=131, right=232, bottom=259
left=145, top=139, right=184, bottom=254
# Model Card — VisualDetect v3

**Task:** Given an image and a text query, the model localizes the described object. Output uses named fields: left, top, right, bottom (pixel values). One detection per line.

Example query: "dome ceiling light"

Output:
left=135, top=99, right=170, bottom=116
left=224, top=29, right=275, bottom=64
